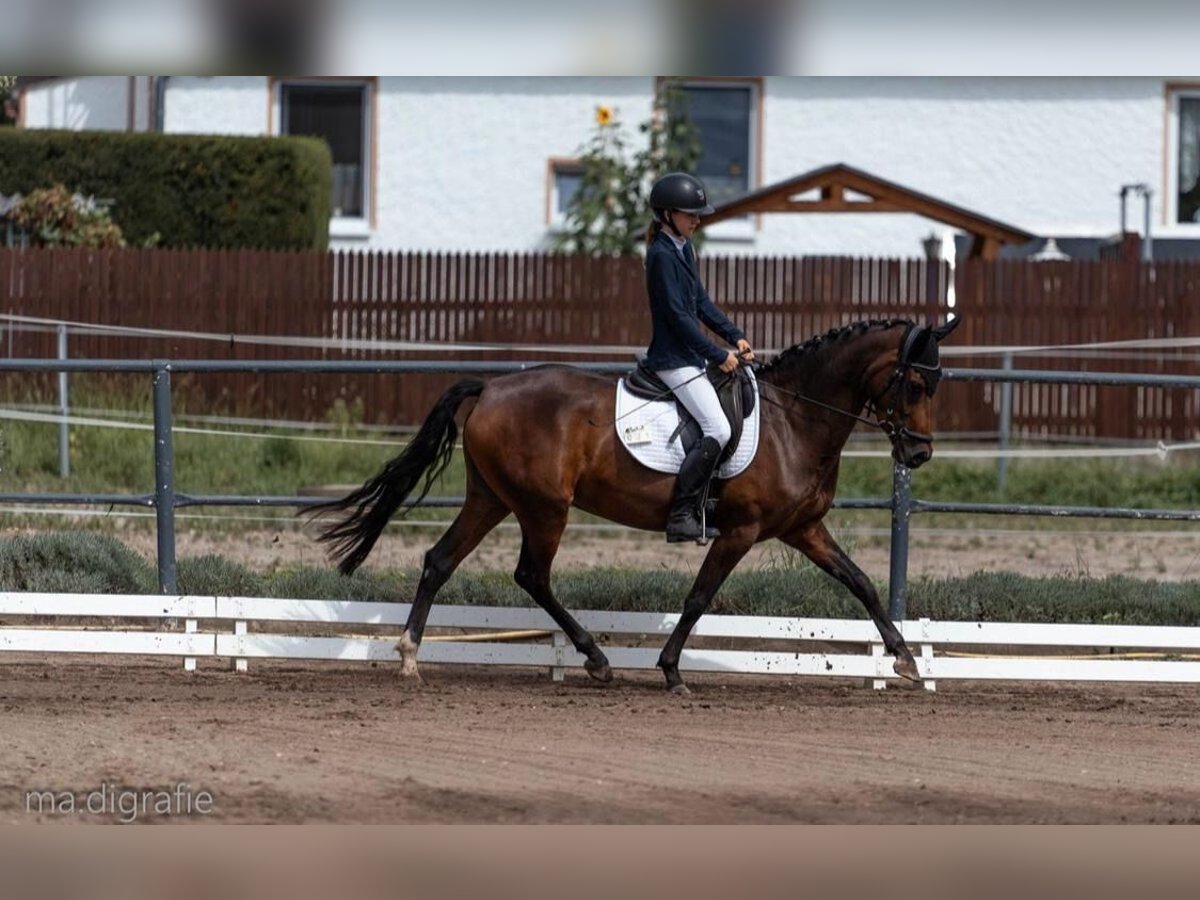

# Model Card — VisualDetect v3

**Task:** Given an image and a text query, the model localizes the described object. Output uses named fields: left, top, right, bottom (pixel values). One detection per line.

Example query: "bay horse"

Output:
left=307, top=316, right=960, bottom=694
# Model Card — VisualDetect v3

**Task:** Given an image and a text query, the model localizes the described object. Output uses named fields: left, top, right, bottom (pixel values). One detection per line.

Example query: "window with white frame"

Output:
left=280, top=82, right=369, bottom=220
left=1175, top=92, right=1200, bottom=224
left=670, top=81, right=756, bottom=209
left=549, top=159, right=585, bottom=228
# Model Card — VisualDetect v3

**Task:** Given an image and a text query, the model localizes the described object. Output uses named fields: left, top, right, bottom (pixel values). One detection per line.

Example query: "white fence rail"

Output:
left=3, top=593, right=1200, bottom=689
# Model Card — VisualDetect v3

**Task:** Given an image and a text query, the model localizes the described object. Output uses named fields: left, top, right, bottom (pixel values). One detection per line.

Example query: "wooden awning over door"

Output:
left=704, top=163, right=1036, bottom=259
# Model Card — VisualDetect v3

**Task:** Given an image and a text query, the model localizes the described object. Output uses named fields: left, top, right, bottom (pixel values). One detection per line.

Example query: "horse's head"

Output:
left=864, top=318, right=961, bottom=468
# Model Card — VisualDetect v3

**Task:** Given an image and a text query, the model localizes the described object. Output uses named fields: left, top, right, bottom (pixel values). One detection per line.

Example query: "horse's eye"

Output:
left=906, top=382, right=925, bottom=404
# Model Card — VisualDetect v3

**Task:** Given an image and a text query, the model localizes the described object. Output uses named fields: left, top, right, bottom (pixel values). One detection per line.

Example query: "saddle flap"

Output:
left=614, top=369, right=761, bottom=481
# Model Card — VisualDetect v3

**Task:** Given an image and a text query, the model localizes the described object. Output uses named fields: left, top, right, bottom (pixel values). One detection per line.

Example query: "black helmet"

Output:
left=649, top=172, right=715, bottom=219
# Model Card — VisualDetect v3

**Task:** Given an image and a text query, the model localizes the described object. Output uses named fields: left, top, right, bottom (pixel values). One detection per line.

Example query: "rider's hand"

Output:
left=736, top=339, right=755, bottom=362
left=719, top=351, right=740, bottom=373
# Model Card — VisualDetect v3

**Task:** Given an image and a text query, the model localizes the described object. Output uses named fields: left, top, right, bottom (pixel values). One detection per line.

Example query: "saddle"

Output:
left=624, top=360, right=756, bottom=465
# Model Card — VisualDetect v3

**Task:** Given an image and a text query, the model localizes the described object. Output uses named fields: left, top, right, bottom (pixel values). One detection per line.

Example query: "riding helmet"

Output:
left=649, top=172, right=716, bottom=219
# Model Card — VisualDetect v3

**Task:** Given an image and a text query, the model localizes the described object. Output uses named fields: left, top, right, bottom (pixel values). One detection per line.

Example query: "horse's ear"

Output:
left=901, top=326, right=935, bottom=367
left=931, top=317, right=961, bottom=343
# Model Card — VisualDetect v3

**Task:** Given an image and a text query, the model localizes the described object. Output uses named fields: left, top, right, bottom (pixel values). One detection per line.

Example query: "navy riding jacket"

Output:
left=643, top=230, right=744, bottom=370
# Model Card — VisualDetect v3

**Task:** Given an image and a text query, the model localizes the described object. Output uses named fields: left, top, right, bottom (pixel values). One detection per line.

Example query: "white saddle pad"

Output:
left=614, top=369, right=760, bottom=479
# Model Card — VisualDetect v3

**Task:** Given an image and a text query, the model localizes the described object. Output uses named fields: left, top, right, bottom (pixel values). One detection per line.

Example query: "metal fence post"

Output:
left=997, top=351, right=1013, bottom=494
left=887, top=461, right=912, bottom=621
left=57, top=324, right=70, bottom=479
left=152, top=364, right=177, bottom=594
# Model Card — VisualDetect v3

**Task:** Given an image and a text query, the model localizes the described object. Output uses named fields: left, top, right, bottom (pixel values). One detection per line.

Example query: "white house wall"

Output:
left=22, top=76, right=1191, bottom=256
left=760, top=77, right=1168, bottom=256
left=367, top=77, right=656, bottom=252
left=21, top=76, right=152, bottom=132
left=164, top=76, right=271, bottom=136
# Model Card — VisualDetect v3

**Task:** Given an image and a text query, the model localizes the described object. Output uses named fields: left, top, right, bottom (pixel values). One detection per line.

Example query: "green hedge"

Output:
left=0, top=129, right=331, bottom=249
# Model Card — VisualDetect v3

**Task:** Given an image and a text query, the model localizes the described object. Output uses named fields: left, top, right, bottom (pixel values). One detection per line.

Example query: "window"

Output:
left=547, top=159, right=585, bottom=228
left=671, top=81, right=757, bottom=209
left=1175, top=92, right=1200, bottom=224
left=280, top=82, right=369, bottom=221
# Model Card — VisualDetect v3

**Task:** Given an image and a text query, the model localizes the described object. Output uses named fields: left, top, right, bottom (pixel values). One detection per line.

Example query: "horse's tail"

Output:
left=305, top=379, right=485, bottom=575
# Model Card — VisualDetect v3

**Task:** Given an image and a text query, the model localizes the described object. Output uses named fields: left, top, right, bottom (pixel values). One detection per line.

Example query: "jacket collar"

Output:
left=653, top=229, right=691, bottom=263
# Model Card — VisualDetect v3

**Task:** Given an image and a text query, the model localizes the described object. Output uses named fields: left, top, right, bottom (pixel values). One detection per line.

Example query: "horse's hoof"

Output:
left=668, top=683, right=692, bottom=697
left=893, top=656, right=921, bottom=682
left=584, top=658, right=613, bottom=683
left=394, top=635, right=423, bottom=684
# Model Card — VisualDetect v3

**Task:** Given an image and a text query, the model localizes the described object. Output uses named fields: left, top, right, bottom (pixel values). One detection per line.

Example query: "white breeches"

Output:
left=654, top=365, right=732, bottom=448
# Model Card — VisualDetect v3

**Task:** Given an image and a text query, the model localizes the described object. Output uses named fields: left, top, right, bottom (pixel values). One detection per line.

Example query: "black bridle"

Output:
left=752, top=324, right=942, bottom=448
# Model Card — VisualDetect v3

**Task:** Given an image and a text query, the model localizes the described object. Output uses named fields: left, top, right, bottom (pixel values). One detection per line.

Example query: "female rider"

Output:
left=643, top=172, right=754, bottom=543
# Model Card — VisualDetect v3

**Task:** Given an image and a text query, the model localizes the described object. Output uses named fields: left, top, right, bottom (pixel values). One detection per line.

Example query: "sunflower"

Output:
left=595, top=104, right=614, bottom=127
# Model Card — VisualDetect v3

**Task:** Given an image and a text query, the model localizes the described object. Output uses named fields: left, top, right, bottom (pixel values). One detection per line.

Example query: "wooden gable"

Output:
left=704, top=163, right=1036, bottom=259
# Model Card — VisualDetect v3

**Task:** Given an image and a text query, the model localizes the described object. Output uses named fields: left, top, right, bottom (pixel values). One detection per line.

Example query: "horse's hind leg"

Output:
left=512, top=507, right=612, bottom=683
left=783, top=521, right=919, bottom=682
left=396, top=483, right=509, bottom=680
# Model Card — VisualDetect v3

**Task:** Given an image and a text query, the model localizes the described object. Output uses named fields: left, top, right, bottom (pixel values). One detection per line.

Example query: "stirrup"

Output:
left=666, top=510, right=719, bottom=545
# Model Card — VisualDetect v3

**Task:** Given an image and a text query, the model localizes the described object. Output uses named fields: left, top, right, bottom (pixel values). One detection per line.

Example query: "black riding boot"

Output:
left=666, top=436, right=722, bottom=544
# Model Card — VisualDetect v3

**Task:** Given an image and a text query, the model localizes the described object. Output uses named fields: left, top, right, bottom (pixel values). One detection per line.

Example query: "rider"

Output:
left=644, top=172, right=754, bottom=543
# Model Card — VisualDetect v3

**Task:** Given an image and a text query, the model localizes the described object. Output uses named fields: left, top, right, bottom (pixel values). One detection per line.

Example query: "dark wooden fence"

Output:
left=3, top=247, right=1200, bottom=439
left=952, top=259, right=1200, bottom=440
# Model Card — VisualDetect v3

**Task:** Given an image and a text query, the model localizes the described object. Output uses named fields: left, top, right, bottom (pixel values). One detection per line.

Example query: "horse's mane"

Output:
left=759, top=318, right=912, bottom=377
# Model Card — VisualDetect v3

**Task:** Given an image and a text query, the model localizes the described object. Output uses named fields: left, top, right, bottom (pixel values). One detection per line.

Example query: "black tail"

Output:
left=305, top=379, right=485, bottom=575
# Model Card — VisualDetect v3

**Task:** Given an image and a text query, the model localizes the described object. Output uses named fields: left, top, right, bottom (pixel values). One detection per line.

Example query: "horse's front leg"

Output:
left=657, top=526, right=757, bottom=695
left=783, top=521, right=920, bottom=682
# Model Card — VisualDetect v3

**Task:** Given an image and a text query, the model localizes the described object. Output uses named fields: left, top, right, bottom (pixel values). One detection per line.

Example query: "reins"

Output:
left=752, top=372, right=882, bottom=430
left=751, top=355, right=936, bottom=444
left=610, top=328, right=941, bottom=446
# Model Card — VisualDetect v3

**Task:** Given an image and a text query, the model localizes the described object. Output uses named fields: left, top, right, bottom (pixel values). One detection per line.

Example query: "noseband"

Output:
left=866, top=373, right=934, bottom=445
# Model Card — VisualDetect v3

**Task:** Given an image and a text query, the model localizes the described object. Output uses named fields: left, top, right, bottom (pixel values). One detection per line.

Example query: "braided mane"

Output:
left=759, top=318, right=912, bottom=377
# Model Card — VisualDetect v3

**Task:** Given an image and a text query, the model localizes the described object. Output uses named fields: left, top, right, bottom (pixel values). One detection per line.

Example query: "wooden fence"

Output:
left=952, top=259, right=1200, bottom=440
left=3, top=247, right=1200, bottom=439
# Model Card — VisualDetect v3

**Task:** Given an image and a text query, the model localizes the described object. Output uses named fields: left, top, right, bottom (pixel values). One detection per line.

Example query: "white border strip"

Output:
left=2, top=594, right=1200, bottom=686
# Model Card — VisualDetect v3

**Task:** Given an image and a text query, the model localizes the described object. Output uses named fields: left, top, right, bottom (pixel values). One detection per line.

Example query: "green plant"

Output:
left=10, top=184, right=127, bottom=248
left=0, top=532, right=154, bottom=593
left=554, top=82, right=703, bottom=256
left=0, top=75, right=16, bottom=127
left=325, top=397, right=366, bottom=435
left=177, top=555, right=265, bottom=596
left=0, top=129, right=331, bottom=249
left=258, top=436, right=303, bottom=472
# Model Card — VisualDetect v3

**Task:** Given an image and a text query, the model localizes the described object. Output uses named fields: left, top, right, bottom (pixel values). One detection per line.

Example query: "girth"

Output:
left=624, top=361, right=756, bottom=466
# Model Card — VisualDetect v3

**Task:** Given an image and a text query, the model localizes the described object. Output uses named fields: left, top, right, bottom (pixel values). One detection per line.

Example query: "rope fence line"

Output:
left=0, top=408, right=400, bottom=447
left=4, top=503, right=1200, bottom=541
left=8, top=311, right=1200, bottom=360
left=3, top=405, right=1199, bottom=461
left=7, top=402, right=408, bottom=435
left=0, top=402, right=1181, bottom=447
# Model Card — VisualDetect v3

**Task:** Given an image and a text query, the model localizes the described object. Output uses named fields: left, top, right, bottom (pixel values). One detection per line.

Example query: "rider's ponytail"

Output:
left=644, top=219, right=663, bottom=252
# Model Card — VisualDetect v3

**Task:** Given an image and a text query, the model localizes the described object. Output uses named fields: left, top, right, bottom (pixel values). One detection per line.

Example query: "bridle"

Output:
left=753, top=324, right=942, bottom=448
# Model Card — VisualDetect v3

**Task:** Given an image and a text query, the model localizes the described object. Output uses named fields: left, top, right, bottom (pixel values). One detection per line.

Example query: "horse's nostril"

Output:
left=909, top=448, right=932, bottom=467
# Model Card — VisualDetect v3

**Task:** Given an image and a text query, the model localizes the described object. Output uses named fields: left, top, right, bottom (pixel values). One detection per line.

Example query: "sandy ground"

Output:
left=1, top=658, right=1198, bottom=824
left=6, top=521, right=1200, bottom=824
